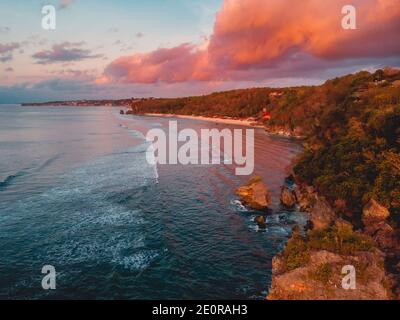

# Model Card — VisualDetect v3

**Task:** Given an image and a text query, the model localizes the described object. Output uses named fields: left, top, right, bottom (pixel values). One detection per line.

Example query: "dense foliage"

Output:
left=293, top=70, right=400, bottom=223
left=281, top=224, right=374, bottom=272
left=131, top=88, right=274, bottom=117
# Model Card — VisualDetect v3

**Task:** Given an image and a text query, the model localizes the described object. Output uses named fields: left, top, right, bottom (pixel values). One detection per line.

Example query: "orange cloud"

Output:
left=101, top=44, right=210, bottom=83
left=99, top=0, right=400, bottom=84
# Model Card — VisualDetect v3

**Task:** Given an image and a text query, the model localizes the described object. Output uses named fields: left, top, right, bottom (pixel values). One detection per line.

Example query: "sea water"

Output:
left=0, top=105, right=305, bottom=299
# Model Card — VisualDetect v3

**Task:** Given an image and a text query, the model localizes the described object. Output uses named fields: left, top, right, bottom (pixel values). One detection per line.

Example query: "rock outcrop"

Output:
left=236, top=176, right=271, bottom=211
left=366, top=222, right=397, bottom=251
left=265, top=125, right=305, bottom=138
left=309, top=196, right=336, bottom=230
left=280, top=186, right=297, bottom=209
left=362, top=199, right=400, bottom=255
left=254, top=215, right=267, bottom=229
left=362, top=200, right=398, bottom=253
left=293, top=185, right=316, bottom=212
left=267, top=180, right=396, bottom=300
left=362, top=199, right=390, bottom=226
left=268, top=249, right=390, bottom=300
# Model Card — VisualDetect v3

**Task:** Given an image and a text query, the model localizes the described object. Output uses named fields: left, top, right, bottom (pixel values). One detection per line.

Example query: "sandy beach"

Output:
left=144, top=113, right=265, bottom=128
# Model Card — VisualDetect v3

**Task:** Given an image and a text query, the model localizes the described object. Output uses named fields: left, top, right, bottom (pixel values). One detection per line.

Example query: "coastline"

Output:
left=143, top=112, right=312, bottom=298
left=145, top=107, right=398, bottom=300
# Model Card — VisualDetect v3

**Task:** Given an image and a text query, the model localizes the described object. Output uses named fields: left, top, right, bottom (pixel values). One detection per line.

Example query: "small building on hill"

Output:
left=262, top=107, right=271, bottom=121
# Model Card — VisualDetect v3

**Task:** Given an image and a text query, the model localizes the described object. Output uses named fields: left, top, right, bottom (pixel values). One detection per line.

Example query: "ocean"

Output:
left=0, top=105, right=305, bottom=299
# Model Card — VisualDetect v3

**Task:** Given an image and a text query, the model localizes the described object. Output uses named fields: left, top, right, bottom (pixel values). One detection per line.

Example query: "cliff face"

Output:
left=268, top=184, right=399, bottom=300
left=268, top=249, right=390, bottom=300
left=267, top=68, right=400, bottom=300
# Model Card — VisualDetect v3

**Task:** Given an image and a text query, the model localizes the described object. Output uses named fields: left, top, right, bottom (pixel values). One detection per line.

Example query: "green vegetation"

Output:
left=131, top=88, right=275, bottom=118
left=307, top=225, right=374, bottom=254
left=309, top=263, right=333, bottom=284
left=293, top=70, right=400, bottom=224
left=280, top=224, right=374, bottom=272
left=281, top=228, right=311, bottom=271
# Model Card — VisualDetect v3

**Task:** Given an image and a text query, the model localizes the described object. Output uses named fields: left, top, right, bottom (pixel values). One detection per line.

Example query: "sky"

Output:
left=0, top=0, right=399, bottom=103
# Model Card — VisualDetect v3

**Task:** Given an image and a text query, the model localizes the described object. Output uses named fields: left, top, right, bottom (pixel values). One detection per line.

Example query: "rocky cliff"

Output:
left=268, top=181, right=399, bottom=300
left=236, top=176, right=271, bottom=211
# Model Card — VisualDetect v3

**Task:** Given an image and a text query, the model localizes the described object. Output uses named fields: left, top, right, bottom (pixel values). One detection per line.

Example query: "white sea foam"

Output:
left=0, top=135, right=162, bottom=271
left=115, top=249, right=160, bottom=271
left=231, top=199, right=248, bottom=212
left=146, top=142, right=159, bottom=182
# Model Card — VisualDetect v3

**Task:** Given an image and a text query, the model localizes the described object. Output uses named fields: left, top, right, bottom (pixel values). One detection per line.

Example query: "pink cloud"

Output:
left=99, top=0, right=400, bottom=84
left=99, top=43, right=212, bottom=84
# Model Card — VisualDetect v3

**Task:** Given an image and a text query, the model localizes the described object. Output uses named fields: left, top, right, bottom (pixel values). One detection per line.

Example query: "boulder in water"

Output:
left=254, top=215, right=266, bottom=228
left=280, top=186, right=297, bottom=209
left=236, top=176, right=271, bottom=211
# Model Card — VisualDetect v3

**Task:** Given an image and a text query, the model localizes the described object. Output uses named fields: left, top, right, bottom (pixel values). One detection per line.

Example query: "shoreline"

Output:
left=143, top=113, right=265, bottom=128
left=141, top=113, right=304, bottom=139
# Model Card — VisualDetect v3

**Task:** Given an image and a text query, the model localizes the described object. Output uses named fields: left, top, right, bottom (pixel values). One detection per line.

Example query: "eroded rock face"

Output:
left=365, top=221, right=398, bottom=252
left=236, top=176, right=271, bottom=210
left=362, top=199, right=390, bottom=226
left=268, top=250, right=390, bottom=300
left=334, top=218, right=354, bottom=232
left=362, top=200, right=397, bottom=251
left=280, top=186, right=297, bottom=209
left=309, top=197, right=336, bottom=230
left=293, top=185, right=316, bottom=212
left=267, top=181, right=397, bottom=300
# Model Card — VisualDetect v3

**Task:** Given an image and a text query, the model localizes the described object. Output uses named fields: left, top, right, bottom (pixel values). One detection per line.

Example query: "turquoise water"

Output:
left=0, top=105, right=305, bottom=299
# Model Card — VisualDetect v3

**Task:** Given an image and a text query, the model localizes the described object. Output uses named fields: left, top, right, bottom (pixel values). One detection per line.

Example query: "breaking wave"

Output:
left=0, top=136, right=162, bottom=275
